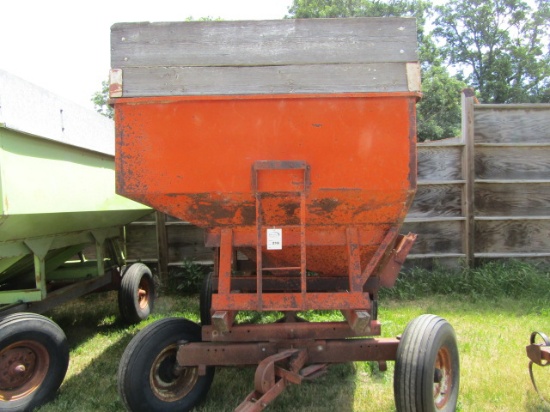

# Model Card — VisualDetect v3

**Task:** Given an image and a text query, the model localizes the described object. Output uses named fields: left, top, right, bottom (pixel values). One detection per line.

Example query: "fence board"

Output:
left=402, top=220, right=463, bottom=255
left=166, top=225, right=212, bottom=263
left=475, top=220, right=550, bottom=254
left=125, top=224, right=157, bottom=261
left=475, top=182, right=550, bottom=217
left=408, top=184, right=463, bottom=218
left=417, top=145, right=462, bottom=181
left=474, top=106, right=550, bottom=144
left=476, top=146, right=550, bottom=180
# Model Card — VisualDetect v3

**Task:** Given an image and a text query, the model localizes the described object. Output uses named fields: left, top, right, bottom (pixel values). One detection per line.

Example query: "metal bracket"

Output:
left=527, top=331, right=550, bottom=405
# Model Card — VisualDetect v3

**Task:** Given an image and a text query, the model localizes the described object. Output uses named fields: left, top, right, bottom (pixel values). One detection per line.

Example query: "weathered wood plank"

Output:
left=475, top=182, right=550, bottom=216
left=475, top=220, right=550, bottom=253
left=111, top=18, right=417, bottom=68
left=408, top=184, right=463, bottom=218
left=125, top=224, right=157, bottom=260
left=417, top=145, right=462, bottom=181
left=474, top=107, right=550, bottom=144
left=166, top=225, right=212, bottom=262
left=125, top=222, right=211, bottom=263
left=168, top=245, right=213, bottom=263
left=133, top=212, right=156, bottom=222
left=462, top=90, right=476, bottom=267
left=475, top=146, right=550, bottom=180
left=156, top=212, right=169, bottom=280
left=401, top=220, right=463, bottom=255
left=119, top=63, right=409, bottom=97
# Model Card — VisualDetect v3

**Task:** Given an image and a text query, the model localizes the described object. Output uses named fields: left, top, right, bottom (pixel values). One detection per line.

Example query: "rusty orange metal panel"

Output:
left=211, top=291, right=371, bottom=311
left=115, top=93, right=417, bottom=209
left=115, top=92, right=418, bottom=276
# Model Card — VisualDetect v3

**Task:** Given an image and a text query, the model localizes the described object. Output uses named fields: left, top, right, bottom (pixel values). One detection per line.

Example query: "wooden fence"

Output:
left=125, top=90, right=550, bottom=273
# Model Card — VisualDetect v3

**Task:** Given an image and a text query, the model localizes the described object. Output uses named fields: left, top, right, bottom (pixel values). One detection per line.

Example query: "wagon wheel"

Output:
left=118, top=318, right=215, bottom=412
left=394, top=314, right=459, bottom=412
left=118, top=263, right=155, bottom=324
left=0, top=313, right=69, bottom=411
left=199, top=272, right=213, bottom=325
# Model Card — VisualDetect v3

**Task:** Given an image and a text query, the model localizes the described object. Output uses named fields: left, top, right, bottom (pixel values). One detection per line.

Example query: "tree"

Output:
left=287, top=0, right=466, bottom=140
left=417, top=64, right=464, bottom=139
left=288, top=0, right=427, bottom=19
left=433, top=0, right=550, bottom=103
left=91, top=79, right=113, bottom=119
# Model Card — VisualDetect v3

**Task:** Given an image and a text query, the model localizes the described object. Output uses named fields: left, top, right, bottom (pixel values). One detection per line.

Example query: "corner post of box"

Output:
left=109, top=69, right=123, bottom=98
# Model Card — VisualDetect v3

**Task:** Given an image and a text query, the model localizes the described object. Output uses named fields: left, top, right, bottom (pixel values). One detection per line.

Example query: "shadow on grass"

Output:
left=525, top=392, right=550, bottom=412
left=36, top=291, right=363, bottom=412
left=34, top=292, right=136, bottom=412
left=39, top=334, right=133, bottom=412
left=195, top=362, right=357, bottom=412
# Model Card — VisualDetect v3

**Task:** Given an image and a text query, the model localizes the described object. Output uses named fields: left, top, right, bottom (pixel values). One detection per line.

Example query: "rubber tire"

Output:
left=0, top=313, right=69, bottom=412
left=394, top=314, right=460, bottom=412
left=199, top=272, right=213, bottom=326
left=118, top=317, right=215, bottom=412
left=118, top=263, right=155, bottom=324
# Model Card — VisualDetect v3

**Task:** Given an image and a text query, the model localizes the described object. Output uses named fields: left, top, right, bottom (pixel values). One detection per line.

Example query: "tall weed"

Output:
left=381, top=260, right=550, bottom=303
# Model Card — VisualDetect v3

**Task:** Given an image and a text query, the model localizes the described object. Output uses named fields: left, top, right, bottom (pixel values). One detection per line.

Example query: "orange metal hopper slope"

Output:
left=114, top=91, right=418, bottom=315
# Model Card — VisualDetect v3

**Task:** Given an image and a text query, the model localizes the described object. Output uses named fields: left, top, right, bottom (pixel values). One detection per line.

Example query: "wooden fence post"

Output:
left=461, top=89, right=476, bottom=268
left=155, top=211, right=169, bottom=284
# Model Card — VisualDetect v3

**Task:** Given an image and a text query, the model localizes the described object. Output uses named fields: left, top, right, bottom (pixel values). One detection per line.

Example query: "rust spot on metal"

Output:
left=280, top=201, right=300, bottom=219
left=310, top=198, right=339, bottom=214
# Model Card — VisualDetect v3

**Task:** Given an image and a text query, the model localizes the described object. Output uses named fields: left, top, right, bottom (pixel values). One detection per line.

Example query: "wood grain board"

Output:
left=475, top=146, right=550, bottom=180
left=408, top=184, right=463, bottom=218
left=110, top=18, right=418, bottom=96
left=417, top=145, right=463, bottom=181
left=474, top=106, right=550, bottom=144
left=111, top=18, right=417, bottom=67
left=476, top=219, right=550, bottom=254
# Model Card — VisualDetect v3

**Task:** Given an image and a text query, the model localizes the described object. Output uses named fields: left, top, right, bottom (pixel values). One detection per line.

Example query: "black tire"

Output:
left=118, top=263, right=155, bottom=324
left=394, top=314, right=460, bottom=412
left=118, top=318, right=215, bottom=412
left=199, top=272, right=213, bottom=326
left=0, top=313, right=69, bottom=412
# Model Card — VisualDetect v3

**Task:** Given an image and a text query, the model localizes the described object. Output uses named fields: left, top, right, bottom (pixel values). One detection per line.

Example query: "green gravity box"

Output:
left=0, top=70, right=150, bottom=305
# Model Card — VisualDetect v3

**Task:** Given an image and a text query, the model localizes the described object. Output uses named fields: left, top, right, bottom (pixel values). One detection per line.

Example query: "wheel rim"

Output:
left=138, top=277, right=151, bottom=310
left=433, top=346, right=453, bottom=409
left=0, top=340, right=50, bottom=401
left=149, top=343, right=199, bottom=402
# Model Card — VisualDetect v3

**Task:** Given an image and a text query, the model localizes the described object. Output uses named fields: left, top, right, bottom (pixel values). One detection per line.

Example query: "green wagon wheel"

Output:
left=0, top=313, right=69, bottom=411
left=118, top=263, right=155, bottom=324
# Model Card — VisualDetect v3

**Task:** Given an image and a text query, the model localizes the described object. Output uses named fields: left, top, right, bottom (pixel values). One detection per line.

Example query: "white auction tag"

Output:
left=266, top=228, right=282, bottom=250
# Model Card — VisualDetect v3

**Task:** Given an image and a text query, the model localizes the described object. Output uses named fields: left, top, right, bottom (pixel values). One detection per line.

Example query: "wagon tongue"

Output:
left=235, top=349, right=325, bottom=412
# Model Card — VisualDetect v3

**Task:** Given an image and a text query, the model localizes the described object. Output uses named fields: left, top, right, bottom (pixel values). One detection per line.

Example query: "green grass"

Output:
left=35, top=261, right=550, bottom=412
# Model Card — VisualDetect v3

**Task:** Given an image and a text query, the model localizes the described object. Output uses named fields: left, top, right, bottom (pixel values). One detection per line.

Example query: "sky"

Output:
left=0, top=0, right=294, bottom=110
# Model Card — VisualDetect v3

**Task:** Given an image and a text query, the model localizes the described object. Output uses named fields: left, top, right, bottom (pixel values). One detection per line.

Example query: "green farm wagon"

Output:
left=0, top=70, right=153, bottom=411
